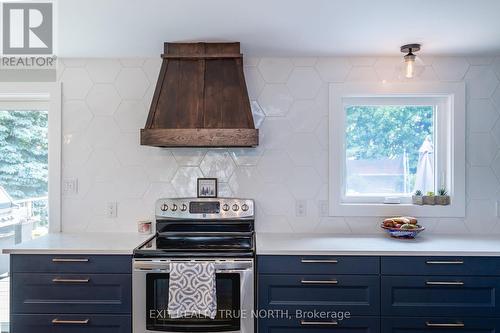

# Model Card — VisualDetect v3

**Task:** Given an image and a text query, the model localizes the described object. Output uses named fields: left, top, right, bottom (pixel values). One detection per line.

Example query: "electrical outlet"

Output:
left=106, top=202, right=118, bottom=218
left=319, top=200, right=328, bottom=216
left=295, top=200, right=307, bottom=217
left=62, top=178, right=78, bottom=195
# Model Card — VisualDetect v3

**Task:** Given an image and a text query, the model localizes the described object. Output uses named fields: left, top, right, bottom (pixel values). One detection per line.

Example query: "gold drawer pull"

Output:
left=426, top=260, right=464, bottom=265
left=52, top=278, right=90, bottom=283
left=301, top=259, right=338, bottom=264
left=301, top=320, right=338, bottom=326
left=52, top=258, right=89, bottom=263
left=426, top=321, right=464, bottom=328
left=52, top=318, right=90, bottom=325
left=301, top=279, right=339, bottom=285
left=426, top=281, right=464, bottom=286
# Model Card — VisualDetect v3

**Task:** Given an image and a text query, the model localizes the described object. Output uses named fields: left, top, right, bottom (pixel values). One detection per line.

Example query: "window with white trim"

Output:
left=329, top=83, right=465, bottom=217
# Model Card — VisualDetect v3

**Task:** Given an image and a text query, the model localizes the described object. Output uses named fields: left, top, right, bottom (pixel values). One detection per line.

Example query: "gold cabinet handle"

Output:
left=426, top=281, right=464, bottom=286
left=301, top=279, right=339, bottom=285
left=52, top=258, right=89, bottom=263
left=52, top=278, right=90, bottom=283
left=301, top=320, right=338, bottom=326
left=426, top=260, right=464, bottom=265
left=426, top=321, right=464, bottom=328
left=52, top=318, right=90, bottom=325
left=301, top=259, right=338, bottom=264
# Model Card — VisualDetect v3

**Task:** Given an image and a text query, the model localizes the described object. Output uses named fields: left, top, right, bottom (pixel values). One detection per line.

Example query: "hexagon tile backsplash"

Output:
left=60, top=56, right=500, bottom=234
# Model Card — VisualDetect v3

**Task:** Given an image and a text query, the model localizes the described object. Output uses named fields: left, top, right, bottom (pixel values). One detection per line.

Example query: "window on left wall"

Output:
left=0, top=84, right=61, bottom=333
left=0, top=108, right=49, bottom=240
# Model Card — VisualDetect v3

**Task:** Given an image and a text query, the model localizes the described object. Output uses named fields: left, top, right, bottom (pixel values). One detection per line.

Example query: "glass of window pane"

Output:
left=345, top=105, right=435, bottom=197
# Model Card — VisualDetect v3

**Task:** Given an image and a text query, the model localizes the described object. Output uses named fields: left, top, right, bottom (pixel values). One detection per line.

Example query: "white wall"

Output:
left=59, top=56, right=500, bottom=234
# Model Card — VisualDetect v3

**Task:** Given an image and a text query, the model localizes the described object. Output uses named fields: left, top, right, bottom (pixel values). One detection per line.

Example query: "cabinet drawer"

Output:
left=259, top=274, right=380, bottom=316
left=11, top=254, right=131, bottom=273
left=11, top=314, right=130, bottom=333
left=381, top=276, right=500, bottom=317
left=382, top=317, right=500, bottom=332
left=258, top=255, right=379, bottom=275
left=381, top=256, right=500, bottom=276
left=259, top=317, right=380, bottom=333
left=12, top=273, right=131, bottom=314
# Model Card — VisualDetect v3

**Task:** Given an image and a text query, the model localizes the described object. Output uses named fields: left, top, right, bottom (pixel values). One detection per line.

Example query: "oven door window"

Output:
left=146, top=273, right=241, bottom=332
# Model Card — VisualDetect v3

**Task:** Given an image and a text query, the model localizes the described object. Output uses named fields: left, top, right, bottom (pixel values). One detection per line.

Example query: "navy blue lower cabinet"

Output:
left=259, top=274, right=380, bottom=316
left=381, top=256, right=500, bottom=276
left=12, top=273, right=131, bottom=314
left=11, top=254, right=132, bottom=273
left=381, top=275, right=500, bottom=317
left=258, top=255, right=380, bottom=275
left=259, top=317, right=380, bottom=333
left=382, top=317, right=500, bottom=332
left=10, top=254, right=132, bottom=333
left=11, top=314, right=131, bottom=333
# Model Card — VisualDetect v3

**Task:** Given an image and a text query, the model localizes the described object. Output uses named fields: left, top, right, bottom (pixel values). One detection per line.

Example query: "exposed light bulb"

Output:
left=404, top=53, right=416, bottom=79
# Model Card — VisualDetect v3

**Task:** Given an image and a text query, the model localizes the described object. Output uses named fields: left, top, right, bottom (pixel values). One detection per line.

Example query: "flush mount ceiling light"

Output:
left=400, top=43, right=421, bottom=79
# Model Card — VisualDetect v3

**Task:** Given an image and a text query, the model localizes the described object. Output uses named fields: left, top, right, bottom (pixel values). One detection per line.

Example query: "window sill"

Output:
left=330, top=202, right=465, bottom=217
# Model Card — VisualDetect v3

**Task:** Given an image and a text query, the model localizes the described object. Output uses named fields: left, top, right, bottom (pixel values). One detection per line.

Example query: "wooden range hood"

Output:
left=141, top=42, right=258, bottom=147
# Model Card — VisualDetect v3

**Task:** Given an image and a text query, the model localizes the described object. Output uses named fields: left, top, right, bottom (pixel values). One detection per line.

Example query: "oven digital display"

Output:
left=189, top=201, right=220, bottom=214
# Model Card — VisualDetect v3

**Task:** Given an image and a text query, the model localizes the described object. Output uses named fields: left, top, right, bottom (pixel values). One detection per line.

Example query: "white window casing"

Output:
left=329, top=82, right=465, bottom=217
left=0, top=83, right=62, bottom=232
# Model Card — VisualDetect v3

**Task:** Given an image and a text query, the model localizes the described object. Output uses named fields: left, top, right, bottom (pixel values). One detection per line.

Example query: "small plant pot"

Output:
left=412, top=195, right=423, bottom=205
left=422, top=195, right=435, bottom=205
left=435, top=195, right=450, bottom=205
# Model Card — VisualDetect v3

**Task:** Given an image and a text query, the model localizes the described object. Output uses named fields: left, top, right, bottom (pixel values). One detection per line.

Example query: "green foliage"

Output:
left=414, top=190, right=423, bottom=196
left=438, top=188, right=448, bottom=196
left=0, top=110, right=48, bottom=200
left=346, top=105, right=434, bottom=192
left=426, top=191, right=435, bottom=196
left=346, top=105, right=433, bottom=169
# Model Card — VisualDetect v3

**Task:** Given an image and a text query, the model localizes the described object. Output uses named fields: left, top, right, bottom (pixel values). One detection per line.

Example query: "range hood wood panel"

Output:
left=141, top=42, right=258, bottom=147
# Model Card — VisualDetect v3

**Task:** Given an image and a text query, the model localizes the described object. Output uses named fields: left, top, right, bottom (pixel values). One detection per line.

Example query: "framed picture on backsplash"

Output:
left=197, top=178, right=218, bottom=198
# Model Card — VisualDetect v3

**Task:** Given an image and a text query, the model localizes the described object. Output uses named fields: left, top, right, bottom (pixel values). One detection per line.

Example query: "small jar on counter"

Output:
left=137, top=220, right=152, bottom=234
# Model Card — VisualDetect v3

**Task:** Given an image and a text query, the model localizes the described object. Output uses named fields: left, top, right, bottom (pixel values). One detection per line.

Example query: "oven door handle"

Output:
left=134, top=260, right=253, bottom=272
left=134, top=268, right=252, bottom=273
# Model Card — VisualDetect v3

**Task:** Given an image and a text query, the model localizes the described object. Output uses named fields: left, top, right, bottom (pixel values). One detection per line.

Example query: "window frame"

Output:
left=329, top=82, right=465, bottom=217
left=0, top=82, right=62, bottom=232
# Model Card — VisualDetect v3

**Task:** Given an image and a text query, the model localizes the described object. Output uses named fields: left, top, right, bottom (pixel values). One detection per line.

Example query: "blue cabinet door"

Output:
left=382, top=317, right=500, bottom=332
left=259, top=274, right=380, bottom=316
left=11, top=254, right=132, bottom=273
left=381, top=276, right=500, bottom=317
left=11, top=314, right=131, bottom=333
left=259, top=317, right=380, bottom=333
left=381, top=256, right=500, bottom=276
left=12, top=273, right=131, bottom=314
left=258, top=256, right=379, bottom=275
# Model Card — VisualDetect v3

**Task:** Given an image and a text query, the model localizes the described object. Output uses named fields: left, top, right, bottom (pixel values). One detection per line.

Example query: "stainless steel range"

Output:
left=133, top=198, right=255, bottom=333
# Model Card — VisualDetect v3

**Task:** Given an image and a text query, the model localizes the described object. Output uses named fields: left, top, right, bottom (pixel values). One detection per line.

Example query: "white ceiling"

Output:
left=58, top=0, right=500, bottom=57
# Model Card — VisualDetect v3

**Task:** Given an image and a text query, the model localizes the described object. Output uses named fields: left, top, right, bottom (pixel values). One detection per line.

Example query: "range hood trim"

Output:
left=140, top=128, right=258, bottom=147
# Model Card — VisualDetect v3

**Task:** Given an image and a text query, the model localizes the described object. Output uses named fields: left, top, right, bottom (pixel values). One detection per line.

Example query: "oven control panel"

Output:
left=155, top=198, right=254, bottom=219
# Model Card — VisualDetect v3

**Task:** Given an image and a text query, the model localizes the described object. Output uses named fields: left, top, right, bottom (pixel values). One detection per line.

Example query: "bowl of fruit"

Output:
left=381, top=217, right=424, bottom=239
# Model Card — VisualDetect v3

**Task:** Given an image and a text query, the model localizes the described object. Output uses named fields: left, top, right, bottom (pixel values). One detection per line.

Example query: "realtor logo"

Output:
left=2, top=2, right=53, bottom=54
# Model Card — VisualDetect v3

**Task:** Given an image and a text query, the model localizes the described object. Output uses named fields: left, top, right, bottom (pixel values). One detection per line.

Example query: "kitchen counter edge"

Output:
left=2, top=232, right=152, bottom=255
left=256, top=233, right=500, bottom=256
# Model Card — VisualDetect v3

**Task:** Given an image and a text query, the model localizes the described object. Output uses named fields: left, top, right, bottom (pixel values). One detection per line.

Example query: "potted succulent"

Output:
left=422, top=191, right=435, bottom=205
left=412, top=190, right=423, bottom=205
left=435, top=188, right=450, bottom=205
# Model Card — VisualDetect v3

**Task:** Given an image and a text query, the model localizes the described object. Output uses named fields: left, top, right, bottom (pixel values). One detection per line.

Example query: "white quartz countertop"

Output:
left=256, top=233, right=500, bottom=256
left=2, top=232, right=152, bottom=255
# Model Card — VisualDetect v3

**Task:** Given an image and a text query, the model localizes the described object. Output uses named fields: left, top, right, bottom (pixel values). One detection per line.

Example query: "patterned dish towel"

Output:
left=168, top=262, right=217, bottom=319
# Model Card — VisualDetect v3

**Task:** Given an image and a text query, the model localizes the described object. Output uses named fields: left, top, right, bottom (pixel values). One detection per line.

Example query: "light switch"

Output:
left=63, top=178, right=78, bottom=195
left=106, top=202, right=118, bottom=218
